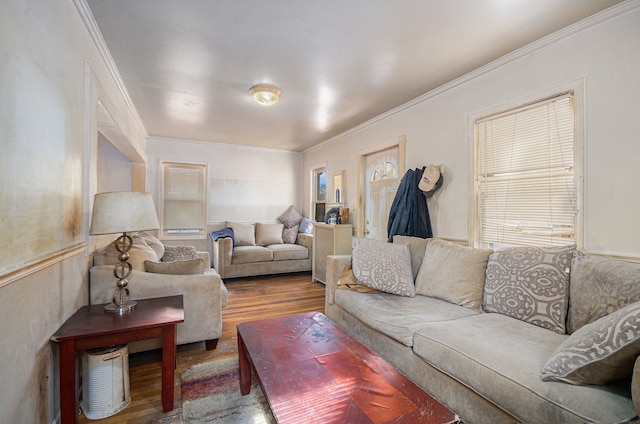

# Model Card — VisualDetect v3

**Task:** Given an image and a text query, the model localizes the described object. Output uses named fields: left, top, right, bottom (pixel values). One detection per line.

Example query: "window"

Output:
left=474, top=92, right=579, bottom=248
left=312, top=167, right=327, bottom=222
left=159, top=161, right=207, bottom=239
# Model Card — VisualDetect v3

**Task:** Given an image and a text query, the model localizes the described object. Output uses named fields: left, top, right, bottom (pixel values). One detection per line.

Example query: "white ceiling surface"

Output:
left=86, top=0, right=623, bottom=152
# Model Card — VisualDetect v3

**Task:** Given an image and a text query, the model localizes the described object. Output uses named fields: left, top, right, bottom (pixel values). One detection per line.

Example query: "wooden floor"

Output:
left=77, top=271, right=325, bottom=424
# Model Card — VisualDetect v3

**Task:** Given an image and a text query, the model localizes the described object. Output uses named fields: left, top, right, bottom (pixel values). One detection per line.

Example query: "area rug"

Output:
left=181, top=356, right=276, bottom=423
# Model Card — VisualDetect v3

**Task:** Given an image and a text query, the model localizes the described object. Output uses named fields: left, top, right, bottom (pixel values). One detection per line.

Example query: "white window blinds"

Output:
left=160, top=162, right=207, bottom=238
left=476, top=93, right=577, bottom=248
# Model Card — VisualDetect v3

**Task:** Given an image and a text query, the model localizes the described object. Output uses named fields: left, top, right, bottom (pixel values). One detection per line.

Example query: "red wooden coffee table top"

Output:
left=237, top=312, right=459, bottom=424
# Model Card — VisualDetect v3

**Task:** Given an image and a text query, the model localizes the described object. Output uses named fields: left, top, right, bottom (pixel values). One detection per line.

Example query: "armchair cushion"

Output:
left=94, top=234, right=158, bottom=271
left=145, top=258, right=204, bottom=275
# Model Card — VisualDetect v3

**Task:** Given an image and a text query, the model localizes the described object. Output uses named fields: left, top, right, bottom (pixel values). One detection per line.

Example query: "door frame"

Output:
left=356, top=135, right=406, bottom=237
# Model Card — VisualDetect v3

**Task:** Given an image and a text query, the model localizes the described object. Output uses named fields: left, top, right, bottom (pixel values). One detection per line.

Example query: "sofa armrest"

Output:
left=89, top=265, right=226, bottom=345
left=297, top=233, right=313, bottom=251
left=212, top=237, right=233, bottom=278
left=325, top=255, right=352, bottom=306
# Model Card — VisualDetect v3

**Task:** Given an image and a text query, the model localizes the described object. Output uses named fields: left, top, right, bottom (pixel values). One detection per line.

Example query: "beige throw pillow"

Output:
left=145, top=259, right=204, bottom=275
left=100, top=234, right=158, bottom=271
left=392, top=235, right=434, bottom=280
left=415, top=238, right=492, bottom=311
left=226, top=222, right=256, bottom=246
left=255, top=222, right=284, bottom=246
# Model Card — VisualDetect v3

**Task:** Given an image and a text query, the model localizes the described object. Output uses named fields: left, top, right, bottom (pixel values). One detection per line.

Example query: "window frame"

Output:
left=310, top=163, right=327, bottom=222
left=158, top=160, right=208, bottom=240
left=469, top=82, right=585, bottom=249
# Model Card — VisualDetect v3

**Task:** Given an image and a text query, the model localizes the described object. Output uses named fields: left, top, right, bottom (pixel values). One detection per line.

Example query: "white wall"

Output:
left=303, top=3, right=640, bottom=258
left=145, top=137, right=303, bottom=249
left=97, top=133, right=133, bottom=192
left=0, top=1, right=146, bottom=422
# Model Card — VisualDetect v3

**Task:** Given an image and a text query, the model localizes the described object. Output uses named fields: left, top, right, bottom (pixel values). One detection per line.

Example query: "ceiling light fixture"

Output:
left=249, top=84, right=282, bottom=106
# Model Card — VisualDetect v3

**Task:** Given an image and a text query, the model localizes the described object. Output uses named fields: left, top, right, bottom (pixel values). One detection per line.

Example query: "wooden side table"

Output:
left=51, top=295, right=184, bottom=424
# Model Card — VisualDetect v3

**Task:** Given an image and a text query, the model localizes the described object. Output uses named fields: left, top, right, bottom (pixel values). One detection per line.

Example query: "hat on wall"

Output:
left=419, top=165, right=441, bottom=192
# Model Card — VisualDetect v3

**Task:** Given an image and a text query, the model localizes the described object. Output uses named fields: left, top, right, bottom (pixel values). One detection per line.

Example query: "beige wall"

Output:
left=0, top=1, right=146, bottom=422
left=303, top=4, right=640, bottom=258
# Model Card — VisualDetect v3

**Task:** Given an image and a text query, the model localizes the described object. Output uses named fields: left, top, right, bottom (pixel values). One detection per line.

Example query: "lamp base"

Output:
left=104, top=300, right=138, bottom=314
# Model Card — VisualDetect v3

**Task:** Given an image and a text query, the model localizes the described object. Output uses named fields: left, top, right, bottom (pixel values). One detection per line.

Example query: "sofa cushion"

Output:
left=567, top=251, right=640, bottom=334
left=278, top=205, right=303, bottom=228
left=412, top=313, right=636, bottom=423
left=144, top=258, right=204, bottom=275
left=255, top=222, right=284, bottom=246
left=269, top=243, right=308, bottom=261
left=282, top=224, right=299, bottom=244
left=95, top=234, right=158, bottom=271
left=226, top=222, right=256, bottom=246
left=482, top=245, right=574, bottom=334
left=542, top=301, right=640, bottom=385
left=335, top=290, right=478, bottom=346
left=352, top=237, right=415, bottom=297
left=415, top=238, right=492, bottom=311
left=162, top=245, right=199, bottom=262
left=392, top=235, right=433, bottom=280
left=231, top=245, right=273, bottom=264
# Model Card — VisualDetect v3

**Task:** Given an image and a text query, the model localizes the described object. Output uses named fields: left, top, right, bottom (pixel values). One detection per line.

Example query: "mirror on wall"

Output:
left=332, top=170, right=345, bottom=205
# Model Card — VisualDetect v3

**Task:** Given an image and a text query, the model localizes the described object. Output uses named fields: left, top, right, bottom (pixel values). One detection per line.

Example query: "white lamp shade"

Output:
left=90, top=192, right=160, bottom=235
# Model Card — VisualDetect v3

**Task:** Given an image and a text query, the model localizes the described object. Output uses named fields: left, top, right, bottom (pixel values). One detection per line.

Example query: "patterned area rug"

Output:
left=181, top=356, right=276, bottom=423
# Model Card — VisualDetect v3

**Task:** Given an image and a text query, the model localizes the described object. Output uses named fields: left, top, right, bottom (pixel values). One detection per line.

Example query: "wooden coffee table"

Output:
left=237, top=312, right=459, bottom=423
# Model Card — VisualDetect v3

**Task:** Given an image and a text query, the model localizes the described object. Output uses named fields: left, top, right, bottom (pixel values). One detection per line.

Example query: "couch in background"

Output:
left=211, top=220, right=312, bottom=279
left=325, top=236, right=640, bottom=423
left=90, top=232, right=228, bottom=353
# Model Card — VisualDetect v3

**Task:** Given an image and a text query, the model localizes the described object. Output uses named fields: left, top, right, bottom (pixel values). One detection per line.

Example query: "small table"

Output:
left=51, top=295, right=184, bottom=424
left=237, top=312, right=459, bottom=423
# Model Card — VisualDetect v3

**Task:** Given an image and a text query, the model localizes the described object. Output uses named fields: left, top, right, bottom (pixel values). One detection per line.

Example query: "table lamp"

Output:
left=89, top=192, right=160, bottom=313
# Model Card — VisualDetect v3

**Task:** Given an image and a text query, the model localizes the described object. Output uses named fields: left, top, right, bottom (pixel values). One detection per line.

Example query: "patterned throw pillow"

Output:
left=145, top=259, right=204, bottom=275
left=278, top=205, right=303, bottom=229
left=352, top=237, right=415, bottom=297
left=541, top=301, right=640, bottom=385
left=282, top=225, right=299, bottom=244
left=567, top=251, right=640, bottom=334
left=482, top=245, right=575, bottom=334
left=336, top=264, right=382, bottom=294
left=162, top=245, right=199, bottom=262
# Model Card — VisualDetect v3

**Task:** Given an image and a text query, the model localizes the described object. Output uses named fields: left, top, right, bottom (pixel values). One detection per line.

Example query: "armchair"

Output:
left=89, top=234, right=228, bottom=353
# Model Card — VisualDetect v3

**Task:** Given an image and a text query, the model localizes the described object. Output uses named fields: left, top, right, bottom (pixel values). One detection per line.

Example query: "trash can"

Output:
left=81, top=344, right=130, bottom=419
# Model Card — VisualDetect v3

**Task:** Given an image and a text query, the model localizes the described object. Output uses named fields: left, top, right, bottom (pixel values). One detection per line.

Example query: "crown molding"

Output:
left=305, top=0, right=640, bottom=154
left=72, top=0, right=148, bottom=139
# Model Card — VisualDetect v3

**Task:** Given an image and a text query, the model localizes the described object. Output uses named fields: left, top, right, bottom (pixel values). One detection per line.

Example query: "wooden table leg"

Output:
left=59, top=341, right=78, bottom=424
left=161, top=325, right=177, bottom=412
left=237, top=331, right=252, bottom=395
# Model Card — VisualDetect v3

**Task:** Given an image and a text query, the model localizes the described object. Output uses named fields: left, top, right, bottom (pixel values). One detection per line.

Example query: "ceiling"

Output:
left=86, top=0, right=623, bottom=152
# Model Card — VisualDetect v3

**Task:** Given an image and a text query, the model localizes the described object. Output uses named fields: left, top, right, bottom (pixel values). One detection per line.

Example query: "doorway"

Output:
left=357, top=136, right=405, bottom=240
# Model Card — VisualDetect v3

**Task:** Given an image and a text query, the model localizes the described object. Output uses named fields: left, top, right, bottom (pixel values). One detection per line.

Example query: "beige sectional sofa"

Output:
left=325, top=236, right=640, bottom=424
left=211, top=221, right=312, bottom=279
